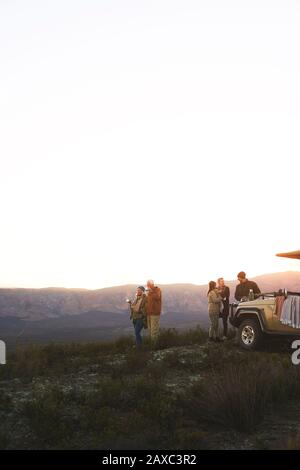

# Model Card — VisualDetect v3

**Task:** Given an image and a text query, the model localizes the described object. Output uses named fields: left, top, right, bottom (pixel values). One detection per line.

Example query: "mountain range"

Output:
left=1, top=271, right=300, bottom=321
left=0, top=271, right=299, bottom=348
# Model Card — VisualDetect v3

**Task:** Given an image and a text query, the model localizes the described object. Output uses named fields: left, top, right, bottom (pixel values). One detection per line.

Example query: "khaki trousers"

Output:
left=147, top=315, right=160, bottom=341
left=209, top=312, right=219, bottom=339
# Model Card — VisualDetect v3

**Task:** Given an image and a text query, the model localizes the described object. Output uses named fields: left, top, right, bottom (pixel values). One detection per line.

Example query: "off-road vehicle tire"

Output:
left=237, top=318, right=263, bottom=351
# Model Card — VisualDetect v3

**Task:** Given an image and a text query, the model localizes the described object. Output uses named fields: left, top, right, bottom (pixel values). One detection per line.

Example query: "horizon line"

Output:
left=0, top=270, right=299, bottom=292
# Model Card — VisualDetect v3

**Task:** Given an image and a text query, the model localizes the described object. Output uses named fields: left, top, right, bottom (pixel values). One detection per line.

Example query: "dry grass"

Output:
left=184, top=357, right=300, bottom=432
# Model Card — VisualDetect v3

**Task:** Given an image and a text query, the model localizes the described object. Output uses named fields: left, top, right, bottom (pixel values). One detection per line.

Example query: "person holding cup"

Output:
left=127, top=286, right=148, bottom=348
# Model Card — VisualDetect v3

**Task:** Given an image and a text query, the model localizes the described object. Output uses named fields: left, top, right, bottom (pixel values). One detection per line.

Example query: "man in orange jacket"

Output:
left=146, top=280, right=162, bottom=344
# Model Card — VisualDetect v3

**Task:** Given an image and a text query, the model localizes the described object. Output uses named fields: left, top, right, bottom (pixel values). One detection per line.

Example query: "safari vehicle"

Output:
left=230, top=250, right=300, bottom=350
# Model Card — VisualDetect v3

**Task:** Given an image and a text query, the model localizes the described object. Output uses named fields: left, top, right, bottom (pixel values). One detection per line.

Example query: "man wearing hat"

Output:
left=128, top=286, right=148, bottom=348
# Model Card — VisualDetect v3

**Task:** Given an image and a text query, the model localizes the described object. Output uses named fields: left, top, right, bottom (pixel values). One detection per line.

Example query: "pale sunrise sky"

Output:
left=0, top=0, right=299, bottom=289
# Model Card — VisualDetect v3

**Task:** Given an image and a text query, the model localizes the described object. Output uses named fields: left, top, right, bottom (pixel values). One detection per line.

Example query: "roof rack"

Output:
left=256, top=290, right=300, bottom=299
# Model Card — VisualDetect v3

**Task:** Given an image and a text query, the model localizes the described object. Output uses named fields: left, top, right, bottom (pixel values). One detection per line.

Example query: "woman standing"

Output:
left=217, top=277, right=230, bottom=339
left=128, top=286, right=148, bottom=348
left=207, top=281, right=222, bottom=342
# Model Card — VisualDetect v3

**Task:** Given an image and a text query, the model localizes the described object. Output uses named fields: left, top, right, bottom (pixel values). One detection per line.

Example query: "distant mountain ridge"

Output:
left=0, top=271, right=299, bottom=321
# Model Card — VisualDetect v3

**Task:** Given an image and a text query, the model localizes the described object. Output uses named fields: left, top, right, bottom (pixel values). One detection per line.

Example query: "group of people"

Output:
left=207, top=271, right=261, bottom=342
left=127, top=271, right=261, bottom=347
left=127, top=280, right=162, bottom=348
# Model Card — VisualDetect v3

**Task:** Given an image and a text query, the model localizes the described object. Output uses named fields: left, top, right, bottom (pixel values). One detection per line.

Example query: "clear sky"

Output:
left=1, top=0, right=299, bottom=289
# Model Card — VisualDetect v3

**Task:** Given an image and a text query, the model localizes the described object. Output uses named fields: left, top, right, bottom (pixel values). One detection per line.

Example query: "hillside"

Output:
left=1, top=328, right=300, bottom=450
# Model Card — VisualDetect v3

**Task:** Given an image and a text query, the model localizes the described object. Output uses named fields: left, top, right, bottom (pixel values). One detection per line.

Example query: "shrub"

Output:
left=180, top=326, right=208, bottom=345
left=156, top=327, right=206, bottom=350
left=0, top=432, right=9, bottom=450
left=183, top=357, right=300, bottom=432
left=74, top=375, right=176, bottom=449
left=145, top=361, right=166, bottom=379
left=0, top=326, right=209, bottom=382
left=112, top=336, right=135, bottom=353
left=171, top=428, right=208, bottom=449
left=162, top=351, right=184, bottom=368
left=79, top=405, right=112, bottom=434
left=22, top=386, right=76, bottom=447
left=123, top=349, right=152, bottom=373
left=0, top=392, right=12, bottom=412
left=273, top=433, right=300, bottom=450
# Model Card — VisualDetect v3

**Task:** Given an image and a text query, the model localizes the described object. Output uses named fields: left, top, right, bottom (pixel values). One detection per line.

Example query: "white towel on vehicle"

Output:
left=280, top=296, right=300, bottom=329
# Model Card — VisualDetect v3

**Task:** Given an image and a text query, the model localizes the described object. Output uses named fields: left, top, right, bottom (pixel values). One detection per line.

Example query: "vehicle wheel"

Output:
left=237, top=318, right=263, bottom=351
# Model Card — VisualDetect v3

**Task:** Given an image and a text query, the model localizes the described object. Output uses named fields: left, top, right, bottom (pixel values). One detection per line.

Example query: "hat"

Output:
left=137, top=286, right=145, bottom=292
